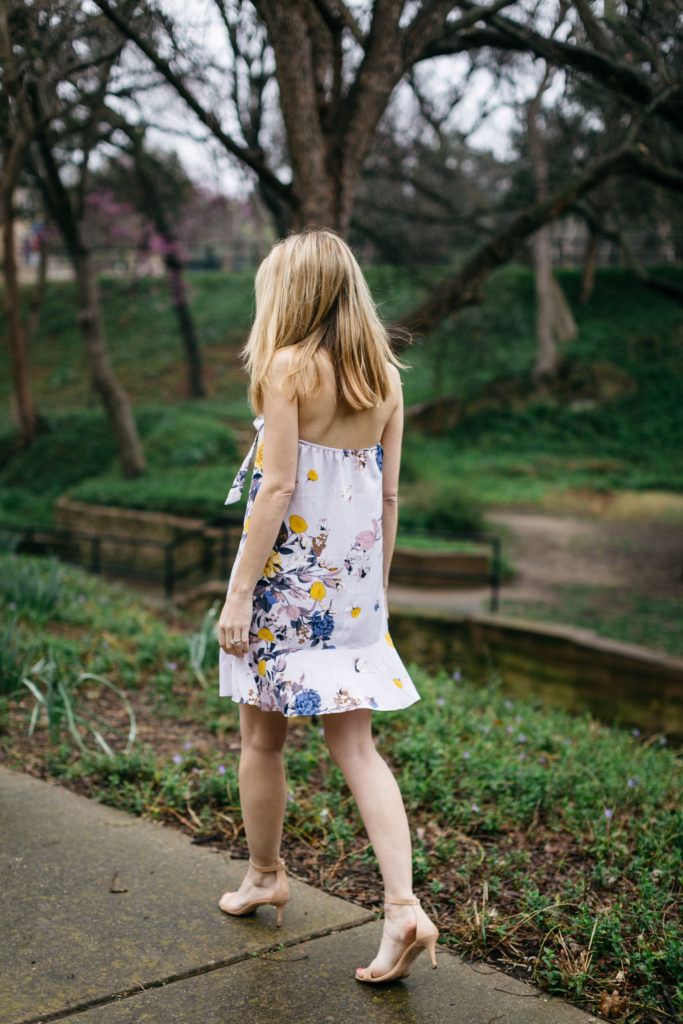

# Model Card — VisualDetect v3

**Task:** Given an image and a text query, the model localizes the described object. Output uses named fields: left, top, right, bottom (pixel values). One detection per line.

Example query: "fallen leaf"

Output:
left=598, top=990, right=628, bottom=1018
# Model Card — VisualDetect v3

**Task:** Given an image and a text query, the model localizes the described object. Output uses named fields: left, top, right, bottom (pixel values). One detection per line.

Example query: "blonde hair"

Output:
left=243, top=230, right=404, bottom=413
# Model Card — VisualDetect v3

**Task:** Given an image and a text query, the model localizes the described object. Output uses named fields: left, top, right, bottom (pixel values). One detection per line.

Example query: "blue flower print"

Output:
left=310, top=610, right=334, bottom=642
left=375, top=446, right=383, bottom=471
left=293, top=689, right=322, bottom=715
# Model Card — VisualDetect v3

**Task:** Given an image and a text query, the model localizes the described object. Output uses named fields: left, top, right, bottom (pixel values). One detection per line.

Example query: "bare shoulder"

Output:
left=386, top=362, right=403, bottom=407
left=386, top=362, right=402, bottom=390
left=264, top=347, right=295, bottom=391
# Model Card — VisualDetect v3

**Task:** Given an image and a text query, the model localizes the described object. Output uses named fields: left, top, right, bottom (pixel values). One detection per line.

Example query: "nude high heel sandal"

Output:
left=218, top=858, right=290, bottom=927
left=355, top=897, right=438, bottom=983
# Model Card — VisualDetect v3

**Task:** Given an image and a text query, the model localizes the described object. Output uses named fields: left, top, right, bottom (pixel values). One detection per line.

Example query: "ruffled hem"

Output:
left=219, top=634, right=420, bottom=717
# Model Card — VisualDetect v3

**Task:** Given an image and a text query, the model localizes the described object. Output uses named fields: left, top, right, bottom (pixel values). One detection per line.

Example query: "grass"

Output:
left=0, top=555, right=680, bottom=1022
left=501, top=585, right=683, bottom=658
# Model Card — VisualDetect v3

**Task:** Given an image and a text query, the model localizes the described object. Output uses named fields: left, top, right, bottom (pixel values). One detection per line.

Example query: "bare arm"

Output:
left=380, top=371, right=403, bottom=606
left=218, top=352, right=299, bottom=654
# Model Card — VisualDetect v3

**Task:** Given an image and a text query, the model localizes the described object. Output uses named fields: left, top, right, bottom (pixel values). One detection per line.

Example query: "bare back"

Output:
left=297, top=351, right=401, bottom=450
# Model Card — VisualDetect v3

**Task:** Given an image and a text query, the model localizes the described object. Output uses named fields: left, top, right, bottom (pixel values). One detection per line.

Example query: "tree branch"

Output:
left=310, top=0, right=365, bottom=45
left=420, top=18, right=683, bottom=132
left=396, top=144, right=661, bottom=336
left=92, top=0, right=292, bottom=204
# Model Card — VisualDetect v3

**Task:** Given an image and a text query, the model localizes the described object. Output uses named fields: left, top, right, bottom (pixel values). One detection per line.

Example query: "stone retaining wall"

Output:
left=389, top=608, right=683, bottom=738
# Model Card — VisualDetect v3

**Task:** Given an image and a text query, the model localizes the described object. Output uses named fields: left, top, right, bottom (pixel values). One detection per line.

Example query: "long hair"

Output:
left=243, top=230, right=404, bottom=413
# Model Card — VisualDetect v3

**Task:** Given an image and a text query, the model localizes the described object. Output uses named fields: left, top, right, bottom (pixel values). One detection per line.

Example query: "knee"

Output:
left=241, top=729, right=286, bottom=757
left=240, top=709, right=287, bottom=756
left=324, top=726, right=376, bottom=771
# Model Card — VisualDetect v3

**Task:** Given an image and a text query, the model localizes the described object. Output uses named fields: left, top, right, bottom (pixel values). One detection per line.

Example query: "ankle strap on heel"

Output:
left=249, top=857, right=286, bottom=873
left=384, top=896, right=419, bottom=906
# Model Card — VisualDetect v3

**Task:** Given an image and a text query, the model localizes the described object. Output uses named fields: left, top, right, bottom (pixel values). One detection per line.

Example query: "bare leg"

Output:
left=221, top=704, right=288, bottom=912
left=322, top=709, right=420, bottom=978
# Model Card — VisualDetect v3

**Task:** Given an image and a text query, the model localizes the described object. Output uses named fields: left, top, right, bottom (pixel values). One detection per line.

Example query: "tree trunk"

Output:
left=580, top=230, right=599, bottom=304
left=532, top=224, right=557, bottom=378
left=73, top=247, right=146, bottom=478
left=551, top=276, right=578, bottom=342
left=528, top=70, right=561, bottom=380
left=25, top=238, right=49, bottom=348
left=2, top=193, right=37, bottom=443
left=163, top=247, right=205, bottom=398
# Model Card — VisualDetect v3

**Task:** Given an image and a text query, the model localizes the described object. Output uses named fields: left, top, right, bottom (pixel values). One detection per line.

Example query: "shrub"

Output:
left=400, top=478, right=485, bottom=535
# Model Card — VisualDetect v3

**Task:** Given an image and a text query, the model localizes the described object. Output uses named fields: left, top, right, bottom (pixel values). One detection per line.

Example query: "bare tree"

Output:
left=94, top=0, right=683, bottom=342
left=5, top=0, right=146, bottom=477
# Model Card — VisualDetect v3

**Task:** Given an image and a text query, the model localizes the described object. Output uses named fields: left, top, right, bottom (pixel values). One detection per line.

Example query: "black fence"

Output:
left=0, top=518, right=501, bottom=610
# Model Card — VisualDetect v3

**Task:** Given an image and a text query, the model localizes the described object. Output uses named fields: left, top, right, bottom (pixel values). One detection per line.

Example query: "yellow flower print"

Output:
left=244, top=518, right=250, bottom=533
left=393, top=678, right=403, bottom=689
left=385, top=632, right=394, bottom=647
left=257, top=627, right=274, bottom=642
left=351, top=607, right=361, bottom=618
left=263, top=551, right=282, bottom=578
left=289, top=515, right=308, bottom=533
left=257, top=660, right=266, bottom=676
left=254, top=442, right=264, bottom=471
left=310, top=581, right=326, bottom=600
left=307, top=469, right=318, bottom=481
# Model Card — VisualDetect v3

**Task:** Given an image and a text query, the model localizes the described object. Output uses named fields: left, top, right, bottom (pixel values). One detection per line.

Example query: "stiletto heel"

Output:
left=218, top=857, right=290, bottom=927
left=355, top=897, right=439, bottom=983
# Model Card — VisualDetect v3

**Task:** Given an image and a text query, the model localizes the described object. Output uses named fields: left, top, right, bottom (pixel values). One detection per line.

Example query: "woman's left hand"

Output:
left=218, top=592, right=253, bottom=656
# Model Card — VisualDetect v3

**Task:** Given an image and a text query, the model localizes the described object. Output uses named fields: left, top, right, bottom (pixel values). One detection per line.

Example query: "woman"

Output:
left=217, top=230, right=438, bottom=983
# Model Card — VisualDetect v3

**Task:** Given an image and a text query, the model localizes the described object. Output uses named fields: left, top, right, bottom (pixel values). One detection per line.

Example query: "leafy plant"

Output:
left=21, top=651, right=137, bottom=756
left=187, top=602, right=219, bottom=689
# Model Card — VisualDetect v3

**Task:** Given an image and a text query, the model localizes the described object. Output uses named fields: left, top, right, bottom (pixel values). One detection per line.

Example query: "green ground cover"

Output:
left=501, top=585, right=683, bottom=659
left=0, top=556, right=680, bottom=1023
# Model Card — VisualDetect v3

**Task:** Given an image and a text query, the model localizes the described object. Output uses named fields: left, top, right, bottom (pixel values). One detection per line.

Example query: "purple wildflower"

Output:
left=506, top=725, right=514, bottom=734
left=517, top=733, right=527, bottom=743
left=539, top=756, right=547, bottom=765
left=604, top=807, right=613, bottom=820
left=632, top=728, right=641, bottom=738
left=183, top=741, right=192, bottom=751
left=172, top=754, right=183, bottom=766
left=437, top=697, right=446, bottom=707
left=471, top=802, right=479, bottom=812
left=627, top=778, right=635, bottom=788
left=8, top=602, right=17, bottom=611
left=452, top=669, right=462, bottom=681
left=462, top=750, right=470, bottom=760
left=659, top=736, right=667, bottom=746
left=169, top=661, right=178, bottom=671
left=218, top=764, right=226, bottom=776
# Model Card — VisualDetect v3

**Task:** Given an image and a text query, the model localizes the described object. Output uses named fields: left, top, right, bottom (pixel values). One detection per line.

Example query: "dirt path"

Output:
left=487, top=509, right=682, bottom=604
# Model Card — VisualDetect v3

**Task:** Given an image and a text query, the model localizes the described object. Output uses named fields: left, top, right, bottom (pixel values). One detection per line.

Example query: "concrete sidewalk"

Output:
left=1, top=767, right=598, bottom=1024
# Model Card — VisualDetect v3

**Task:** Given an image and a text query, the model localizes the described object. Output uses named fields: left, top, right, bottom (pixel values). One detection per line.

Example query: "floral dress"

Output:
left=219, top=417, right=420, bottom=717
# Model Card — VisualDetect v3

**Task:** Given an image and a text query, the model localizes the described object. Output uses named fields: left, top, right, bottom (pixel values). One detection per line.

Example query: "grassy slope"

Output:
left=2, top=266, right=681, bottom=506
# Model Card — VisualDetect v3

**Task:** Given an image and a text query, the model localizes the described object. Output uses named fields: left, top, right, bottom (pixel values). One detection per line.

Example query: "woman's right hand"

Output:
left=218, top=591, right=253, bottom=656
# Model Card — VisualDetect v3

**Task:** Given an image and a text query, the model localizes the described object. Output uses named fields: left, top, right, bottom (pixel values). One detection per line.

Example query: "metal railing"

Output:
left=0, top=515, right=242, bottom=601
